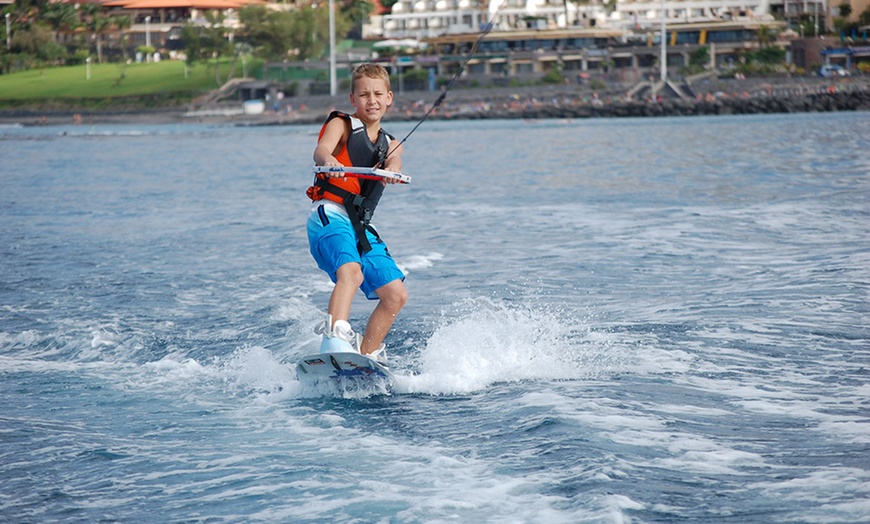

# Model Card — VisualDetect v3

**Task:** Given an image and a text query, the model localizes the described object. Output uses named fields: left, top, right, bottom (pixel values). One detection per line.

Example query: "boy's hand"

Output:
left=320, top=160, right=346, bottom=178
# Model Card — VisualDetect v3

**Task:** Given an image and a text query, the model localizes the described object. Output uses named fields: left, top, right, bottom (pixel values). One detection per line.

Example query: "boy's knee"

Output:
left=336, top=263, right=364, bottom=287
left=382, top=283, right=408, bottom=310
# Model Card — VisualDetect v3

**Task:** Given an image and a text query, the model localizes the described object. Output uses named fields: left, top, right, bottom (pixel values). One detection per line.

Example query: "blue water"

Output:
left=1, top=112, right=869, bottom=523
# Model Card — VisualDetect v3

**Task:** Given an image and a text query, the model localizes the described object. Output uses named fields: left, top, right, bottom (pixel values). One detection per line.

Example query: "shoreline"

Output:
left=2, top=76, right=868, bottom=127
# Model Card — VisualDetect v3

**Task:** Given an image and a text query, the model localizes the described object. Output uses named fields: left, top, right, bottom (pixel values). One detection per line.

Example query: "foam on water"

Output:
left=119, top=293, right=627, bottom=402
left=397, top=251, right=444, bottom=274
left=395, top=298, right=625, bottom=394
left=77, top=339, right=624, bottom=522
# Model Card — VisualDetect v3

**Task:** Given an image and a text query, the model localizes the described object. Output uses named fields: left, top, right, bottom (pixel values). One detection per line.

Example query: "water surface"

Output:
left=1, top=112, right=868, bottom=522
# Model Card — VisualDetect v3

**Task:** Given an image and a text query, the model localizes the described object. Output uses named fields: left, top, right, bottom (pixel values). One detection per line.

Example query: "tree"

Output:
left=3, top=2, right=68, bottom=71
left=236, top=4, right=352, bottom=61
left=690, top=46, right=709, bottom=68
left=111, top=15, right=131, bottom=62
left=542, top=65, right=565, bottom=83
left=838, top=2, right=852, bottom=18
left=288, top=4, right=352, bottom=60
left=179, top=14, right=232, bottom=85
left=181, top=23, right=203, bottom=67
left=756, top=25, right=777, bottom=49
left=9, top=0, right=53, bottom=28
left=5, top=0, right=133, bottom=69
left=237, top=5, right=295, bottom=59
left=756, top=45, right=785, bottom=64
left=378, top=0, right=399, bottom=13
left=201, top=11, right=232, bottom=85
left=79, top=3, right=118, bottom=64
left=10, top=23, right=66, bottom=66
left=41, top=2, right=79, bottom=32
left=341, top=0, right=374, bottom=39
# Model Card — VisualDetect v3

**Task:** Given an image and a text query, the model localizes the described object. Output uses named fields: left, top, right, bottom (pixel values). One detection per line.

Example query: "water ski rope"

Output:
left=314, top=8, right=501, bottom=182
left=382, top=10, right=501, bottom=163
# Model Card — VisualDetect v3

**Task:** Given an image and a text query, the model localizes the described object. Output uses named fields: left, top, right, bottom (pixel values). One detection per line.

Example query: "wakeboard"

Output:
left=296, top=352, right=393, bottom=385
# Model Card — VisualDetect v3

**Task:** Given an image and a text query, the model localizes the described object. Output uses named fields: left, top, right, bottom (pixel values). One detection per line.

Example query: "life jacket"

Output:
left=306, top=111, right=394, bottom=253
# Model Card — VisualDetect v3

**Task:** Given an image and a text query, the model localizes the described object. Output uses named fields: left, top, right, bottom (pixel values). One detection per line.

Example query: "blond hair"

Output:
left=351, top=63, right=392, bottom=93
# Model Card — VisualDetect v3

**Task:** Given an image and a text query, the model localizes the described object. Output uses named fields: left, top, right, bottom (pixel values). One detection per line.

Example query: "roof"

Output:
left=97, top=0, right=265, bottom=8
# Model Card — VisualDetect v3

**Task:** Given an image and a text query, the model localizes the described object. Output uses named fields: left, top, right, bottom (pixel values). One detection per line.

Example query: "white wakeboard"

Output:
left=296, top=352, right=394, bottom=384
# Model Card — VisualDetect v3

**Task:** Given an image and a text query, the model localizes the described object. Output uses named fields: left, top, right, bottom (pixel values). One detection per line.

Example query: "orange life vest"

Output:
left=306, top=111, right=394, bottom=253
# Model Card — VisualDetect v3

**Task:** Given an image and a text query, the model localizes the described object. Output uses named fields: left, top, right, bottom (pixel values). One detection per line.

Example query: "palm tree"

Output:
left=111, top=14, right=132, bottom=61
left=94, top=15, right=116, bottom=63
left=41, top=2, right=80, bottom=33
left=756, top=24, right=776, bottom=50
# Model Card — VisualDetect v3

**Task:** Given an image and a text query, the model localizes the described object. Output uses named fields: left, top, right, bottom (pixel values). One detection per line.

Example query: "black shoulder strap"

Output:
left=314, top=112, right=384, bottom=254
left=325, top=110, right=350, bottom=123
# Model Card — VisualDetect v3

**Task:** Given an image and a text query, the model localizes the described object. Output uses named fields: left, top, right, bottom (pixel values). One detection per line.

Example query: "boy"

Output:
left=306, top=63, right=407, bottom=365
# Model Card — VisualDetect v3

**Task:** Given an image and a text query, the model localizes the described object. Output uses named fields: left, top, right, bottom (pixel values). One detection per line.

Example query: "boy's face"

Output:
left=350, top=75, right=393, bottom=125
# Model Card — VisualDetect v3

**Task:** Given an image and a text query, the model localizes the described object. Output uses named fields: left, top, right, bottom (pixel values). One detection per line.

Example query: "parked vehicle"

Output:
left=818, top=65, right=849, bottom=78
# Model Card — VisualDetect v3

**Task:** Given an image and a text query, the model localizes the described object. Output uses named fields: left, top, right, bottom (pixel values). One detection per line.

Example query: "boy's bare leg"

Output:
left=360, top=279, right=408, bottom=355
left=328, top=262, right=363, bottom=325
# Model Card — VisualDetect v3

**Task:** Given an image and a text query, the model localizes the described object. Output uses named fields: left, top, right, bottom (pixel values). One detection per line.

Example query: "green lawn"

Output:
left=0, top=60, right=234, bottom=105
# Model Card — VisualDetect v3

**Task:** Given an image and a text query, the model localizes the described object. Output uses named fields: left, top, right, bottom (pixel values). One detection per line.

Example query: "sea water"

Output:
left=1, top=112, right=868, bottom=523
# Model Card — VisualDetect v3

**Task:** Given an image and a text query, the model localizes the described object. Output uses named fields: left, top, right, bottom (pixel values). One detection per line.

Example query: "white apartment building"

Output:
left=366, top=0, right=783, bottom=39
left=367, top=0, right=591, bottom=40
left=618, top=0, right=773, bottom=27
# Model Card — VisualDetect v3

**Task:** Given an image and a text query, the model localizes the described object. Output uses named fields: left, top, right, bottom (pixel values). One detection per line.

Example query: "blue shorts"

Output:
left=307, top=202, right=405, bottom=300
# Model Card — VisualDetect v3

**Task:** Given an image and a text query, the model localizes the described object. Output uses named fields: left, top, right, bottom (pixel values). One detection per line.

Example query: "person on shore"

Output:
left=305, top=63, right=407, bottom=365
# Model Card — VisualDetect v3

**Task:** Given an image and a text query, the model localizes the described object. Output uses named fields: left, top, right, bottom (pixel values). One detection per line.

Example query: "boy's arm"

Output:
left=313, top=118, right=347, bottom=168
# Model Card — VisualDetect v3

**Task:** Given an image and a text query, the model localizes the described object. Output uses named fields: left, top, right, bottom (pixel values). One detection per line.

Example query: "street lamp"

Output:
left=660, top=0, right=667, bottom=82
left=145, top=15, right=151, bottom=56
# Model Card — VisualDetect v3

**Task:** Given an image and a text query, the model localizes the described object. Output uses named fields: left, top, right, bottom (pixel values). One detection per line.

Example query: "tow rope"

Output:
left=382, top=10, right=502, bottom=163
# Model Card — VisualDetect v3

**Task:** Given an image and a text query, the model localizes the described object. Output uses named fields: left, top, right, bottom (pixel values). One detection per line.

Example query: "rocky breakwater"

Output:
left=565, top=88, right=870, bottom=118
left=386, top=77, right=870, bottom=122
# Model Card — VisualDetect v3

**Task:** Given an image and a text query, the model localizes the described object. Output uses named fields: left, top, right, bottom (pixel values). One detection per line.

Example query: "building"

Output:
left=377, top=19, right=787, bottom=85
left=367, top=0, right=568, bottom=40
left=768, top=0, right=830, bottom=36
left=617, top=0, right=774, bottom=28
left=844, top=0, right=870, bottom=23
left=367, top=0, right=789, bottom=39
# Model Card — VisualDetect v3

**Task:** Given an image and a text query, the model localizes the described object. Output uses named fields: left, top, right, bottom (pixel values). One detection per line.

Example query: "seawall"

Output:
left=381, top=77, right=870, bottom=122
left=2, top=76, right=868, bottom=126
